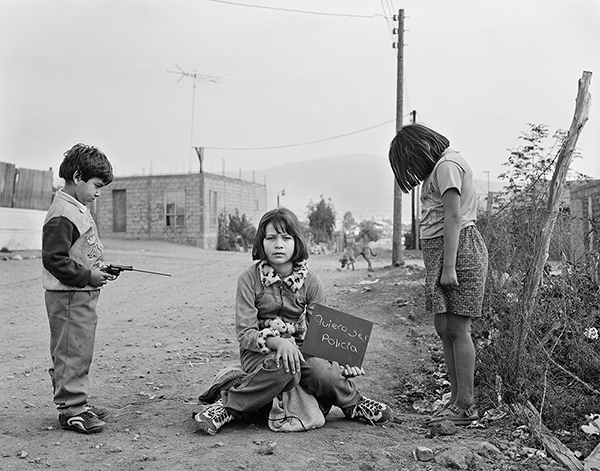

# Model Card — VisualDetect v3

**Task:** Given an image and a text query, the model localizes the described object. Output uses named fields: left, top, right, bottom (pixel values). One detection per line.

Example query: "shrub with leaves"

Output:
left=473, top=123, right=600, bottom=456
left=356, top=220, right=382, bottom=244
left=216, top=210, right=232, bottom=251
left=228, top=209, right=256, bottom=252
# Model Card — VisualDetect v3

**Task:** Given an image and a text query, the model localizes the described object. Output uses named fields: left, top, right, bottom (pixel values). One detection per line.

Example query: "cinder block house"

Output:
left=93, top=171, right=267, bottom=249
left=570, top=179, right=600, bottom=263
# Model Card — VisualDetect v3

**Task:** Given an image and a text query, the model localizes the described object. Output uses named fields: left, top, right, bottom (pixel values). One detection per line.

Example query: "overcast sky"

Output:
left=1, top=0, right=598, bottom=185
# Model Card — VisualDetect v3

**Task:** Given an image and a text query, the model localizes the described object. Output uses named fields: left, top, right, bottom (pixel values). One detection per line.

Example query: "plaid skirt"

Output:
left=421, top=225, right=488, bottom=317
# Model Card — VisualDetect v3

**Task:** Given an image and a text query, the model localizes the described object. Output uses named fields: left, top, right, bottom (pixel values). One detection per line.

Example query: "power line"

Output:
left=378, top=0, right=395, bottom=37
left=203, top=118, right=406, bottom=151
left=206, top=0, right=388, bottom=18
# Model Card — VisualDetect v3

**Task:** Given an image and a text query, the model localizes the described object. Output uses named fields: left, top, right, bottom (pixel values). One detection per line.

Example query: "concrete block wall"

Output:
left=570, top=180, right=600, bottom=261
left=94, top=172, right=266, bottom=249
left=203, top=173, right=267, bottom=249
left=94, top=173, right=203, bottom=246
left=0, top=207, right=46, bottom=250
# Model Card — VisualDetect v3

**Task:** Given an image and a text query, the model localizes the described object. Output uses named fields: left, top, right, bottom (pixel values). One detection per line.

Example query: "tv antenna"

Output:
left=168, top=65, right=221, bottom=172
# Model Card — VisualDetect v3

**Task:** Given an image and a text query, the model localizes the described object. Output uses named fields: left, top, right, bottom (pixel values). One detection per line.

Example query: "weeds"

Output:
left=475, top=208, right=600, bottom=456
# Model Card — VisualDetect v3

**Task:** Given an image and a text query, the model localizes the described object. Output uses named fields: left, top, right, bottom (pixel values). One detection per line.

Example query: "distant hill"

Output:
left=234, top=154, right=504, bottom=224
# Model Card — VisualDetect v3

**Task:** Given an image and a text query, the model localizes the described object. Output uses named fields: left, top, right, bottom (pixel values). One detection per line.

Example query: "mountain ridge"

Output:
left=233, top=153, right=503, bottom=224
left=240, top=153, right=394, bottom=222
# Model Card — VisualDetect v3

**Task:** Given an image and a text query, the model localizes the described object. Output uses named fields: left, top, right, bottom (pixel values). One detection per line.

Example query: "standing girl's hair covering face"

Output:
left=252, top=207, right=309, bottom=263
left=388, top=124, right=450, bottom=193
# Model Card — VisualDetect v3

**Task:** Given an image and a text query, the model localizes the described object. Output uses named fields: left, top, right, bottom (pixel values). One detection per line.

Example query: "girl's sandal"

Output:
left=427, top=404, right=478, bottom=426
left=422, top=402, right=451, bottom=425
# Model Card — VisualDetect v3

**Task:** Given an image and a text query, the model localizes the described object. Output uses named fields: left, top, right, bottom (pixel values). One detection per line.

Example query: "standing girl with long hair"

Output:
left=389, top=124, right=488, bottom=425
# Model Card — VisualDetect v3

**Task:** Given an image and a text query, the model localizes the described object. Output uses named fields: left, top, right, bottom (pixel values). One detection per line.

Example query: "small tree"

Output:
left=490, top=123, right=586, bottom=271
left=307, top=197, right=336, bottom=244
left=217, top=209, right=256, bottom=252
left=216, top=210, right=231, bottom=251
left=229, top=210, right=256, bottom=252
left=497, top=123, right=583, bottom=210
left=356, top=220, right=381, bottom=244
left=342, top=211, right=356, bottom=232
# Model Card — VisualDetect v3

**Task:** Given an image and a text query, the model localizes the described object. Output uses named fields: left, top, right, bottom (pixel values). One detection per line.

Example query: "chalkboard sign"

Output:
left=300, top=304, right=373, bottom=368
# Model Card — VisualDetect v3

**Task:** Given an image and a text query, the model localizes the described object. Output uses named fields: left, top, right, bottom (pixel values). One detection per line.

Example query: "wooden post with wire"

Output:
left=193, top=146, right=204, bottom=173
left=391, top=9, right=405, bottom=266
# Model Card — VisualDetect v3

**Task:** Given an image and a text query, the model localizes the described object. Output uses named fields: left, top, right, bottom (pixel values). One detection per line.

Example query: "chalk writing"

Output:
left=321, top=334, right=359, bottom=353
left=313, top=314, right=370, bottom=342
left=301, top=304, right=373, bottom=368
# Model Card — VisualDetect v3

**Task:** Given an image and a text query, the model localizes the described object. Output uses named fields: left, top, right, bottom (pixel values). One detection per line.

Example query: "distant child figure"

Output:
left=389, top=124, right=488, bottom=426
left=193, top=207, right=392, bottom=435
left=42, top=143, right=114, bottom=434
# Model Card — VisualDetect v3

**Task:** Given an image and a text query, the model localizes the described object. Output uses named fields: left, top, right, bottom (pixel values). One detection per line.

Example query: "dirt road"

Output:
left=1, top=238, right=512, bottom=471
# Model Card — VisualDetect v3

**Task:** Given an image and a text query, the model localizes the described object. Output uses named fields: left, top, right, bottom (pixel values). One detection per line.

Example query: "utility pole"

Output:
left=391, top=9, right=405, bottom=266
left=277, top=189, right=285, bottom=208
left=483, top=170, right=492, bottom=213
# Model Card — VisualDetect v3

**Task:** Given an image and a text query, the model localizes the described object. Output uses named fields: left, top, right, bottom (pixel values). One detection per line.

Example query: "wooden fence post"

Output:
left=512, top=71, right=592, bottom=393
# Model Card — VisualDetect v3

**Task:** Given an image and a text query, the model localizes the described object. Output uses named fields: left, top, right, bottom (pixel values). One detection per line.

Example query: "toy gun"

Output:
left=101, top=263, right=171, bottom=279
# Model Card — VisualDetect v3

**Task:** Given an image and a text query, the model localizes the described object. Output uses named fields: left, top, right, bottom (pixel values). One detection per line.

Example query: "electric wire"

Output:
left=206, top=0, right=388, bottom=19
left=378, top=0, right=395, bottom=38
left=202, top=117, right=412, bottom=151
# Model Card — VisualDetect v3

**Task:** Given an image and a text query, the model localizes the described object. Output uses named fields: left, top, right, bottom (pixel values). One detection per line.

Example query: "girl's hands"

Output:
left=340, top=365, right=365, bottom=378
left=267, top=337, right=304, bottom=374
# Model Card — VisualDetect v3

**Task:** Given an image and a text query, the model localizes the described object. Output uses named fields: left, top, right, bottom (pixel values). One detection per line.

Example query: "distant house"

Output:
left=93, top=171, right=267, bottom=249
left=570, top=179, right=600, bottom=263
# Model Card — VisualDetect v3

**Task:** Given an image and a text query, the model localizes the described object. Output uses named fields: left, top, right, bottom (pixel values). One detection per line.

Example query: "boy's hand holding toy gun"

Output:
left=101, top=264, right=171, bottom=280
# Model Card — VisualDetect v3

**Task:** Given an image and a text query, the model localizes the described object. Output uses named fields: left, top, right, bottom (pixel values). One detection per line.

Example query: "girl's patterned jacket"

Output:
left=235, top=260, right=326, bottom=354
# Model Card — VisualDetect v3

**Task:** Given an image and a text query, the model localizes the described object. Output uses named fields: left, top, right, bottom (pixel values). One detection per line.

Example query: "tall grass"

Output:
left=474, top=206, right=600, bottom=454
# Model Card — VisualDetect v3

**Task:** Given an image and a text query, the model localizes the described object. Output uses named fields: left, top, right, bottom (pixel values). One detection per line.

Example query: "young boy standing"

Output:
left=42, top=143, right=114, bottom=434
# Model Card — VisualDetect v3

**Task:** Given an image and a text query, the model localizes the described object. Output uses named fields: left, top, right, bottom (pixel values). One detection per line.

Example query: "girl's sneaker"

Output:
left=59, top=411, right=105, bottom=434
left=192, top=400, right=234, bottom=435
left=344, top=395, right=392, bottom=425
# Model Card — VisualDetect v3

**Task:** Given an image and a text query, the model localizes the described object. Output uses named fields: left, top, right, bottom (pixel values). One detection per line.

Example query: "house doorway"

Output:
left=112, top=189, right=127, bottom=232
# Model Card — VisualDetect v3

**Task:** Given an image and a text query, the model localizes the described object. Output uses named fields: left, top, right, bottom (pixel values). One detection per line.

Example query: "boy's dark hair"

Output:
left=389, top=123, right=450, bottom=193
left=252, top=207, right=309, bottom=263
left=59, top=143, right=114, bottom=185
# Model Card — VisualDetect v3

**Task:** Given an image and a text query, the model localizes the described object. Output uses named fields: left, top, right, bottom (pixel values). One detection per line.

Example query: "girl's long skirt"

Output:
left=421, top=225, right=488, bottom=317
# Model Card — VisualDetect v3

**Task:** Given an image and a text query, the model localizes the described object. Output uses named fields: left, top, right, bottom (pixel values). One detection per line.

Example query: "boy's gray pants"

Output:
left=45, top=290, right=99, bottom=417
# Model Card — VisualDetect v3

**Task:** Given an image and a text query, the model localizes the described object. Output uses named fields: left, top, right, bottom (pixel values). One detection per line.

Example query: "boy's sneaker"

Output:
left=59, top=411, right=106, bottom=434
left=344, top=395, right=392, bottom=425
left=84, top=404, right=110, bottom=420
left=192, top=399, right=234, bottom=435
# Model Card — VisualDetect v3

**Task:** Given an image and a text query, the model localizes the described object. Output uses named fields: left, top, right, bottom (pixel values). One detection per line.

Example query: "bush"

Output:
left=474, top=208, right=600, bottom=455
left=216, top=210, right=232, bottom=251
left=217, top=209, right=256, bottom=252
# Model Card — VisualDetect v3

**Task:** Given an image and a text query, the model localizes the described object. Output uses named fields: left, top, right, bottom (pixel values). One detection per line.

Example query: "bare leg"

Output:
left=434, top=312, right=475, bottom=409
left=434, top=313, right=457, bottom=405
